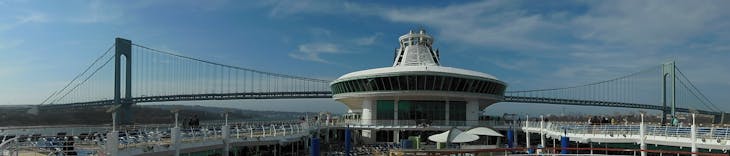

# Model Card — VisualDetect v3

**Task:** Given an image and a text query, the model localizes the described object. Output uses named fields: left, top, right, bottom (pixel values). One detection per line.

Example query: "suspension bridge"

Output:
left=37, top=38, right=725, bottom=124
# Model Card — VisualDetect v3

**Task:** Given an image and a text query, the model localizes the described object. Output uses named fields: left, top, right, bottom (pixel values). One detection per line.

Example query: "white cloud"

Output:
left=288, top=42, right=341, bottom=63
left=262, top=0, right=564, bottom=55
left=16, top=12, right=48, bottom=23
left=354, top=33, right=381, bottom=46
left=69, top=0, right=125, bottom=23
left=0, top=11, right=48, bottom=31
left=263, top=0, right=342, bottom=17
left=308, top=27, right=332, bottom=37
left=572, top=1, right=730, bottom=46
left=0, top=66, right=17, bottom=78
left=0, top=39, right=23, bottom=49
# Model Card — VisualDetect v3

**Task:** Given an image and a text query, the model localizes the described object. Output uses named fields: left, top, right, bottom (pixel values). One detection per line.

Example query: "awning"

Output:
left=464, top=127, right=503, bottom=137
left=427, top=128, right=479, bottom=143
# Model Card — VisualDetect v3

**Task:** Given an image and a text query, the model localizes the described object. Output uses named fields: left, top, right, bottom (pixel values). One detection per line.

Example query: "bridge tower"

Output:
left=115, top=38, right=134, bottom=124
left=661, top=61, right=676, bottom=125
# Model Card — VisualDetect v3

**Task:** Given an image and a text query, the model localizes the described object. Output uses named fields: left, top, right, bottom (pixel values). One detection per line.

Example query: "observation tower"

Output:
left=330, top=29, right=507, bottom=143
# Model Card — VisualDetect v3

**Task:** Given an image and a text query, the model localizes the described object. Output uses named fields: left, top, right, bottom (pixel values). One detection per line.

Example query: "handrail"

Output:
left=0, top=137, right=18, bottom=150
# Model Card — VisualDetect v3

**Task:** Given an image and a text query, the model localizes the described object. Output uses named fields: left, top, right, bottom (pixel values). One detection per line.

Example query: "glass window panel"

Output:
left=348, top=81, right=356, bottom=92
left=376, top=77, right=385, bottom=91
left=487, top=83, right=495, bottom=94
left=350, top=81, right=357, bottom=92
left=333, top=83, right=340, bottom=94
left=376, top=100, right=395, bottom=120
left=341, top=83, right=346, bottom=93
left=354, top=80, right=361, bottom=92
left=436, top=76, right=444, bottom=91
left=425, top=76, right=434, bottom=90
left=449, top=101, right=467, bottom=121
left=430, top=76, right=439, bottom=90
left=462, top=79, right=470, bottom=92
left=444, top=77, right=453, bottom=91
left=398, top=100, right=445, bottom=121
left=450, top=78, right=461, bottom=91
left=470, top=80, right=479, bottom=92
left=407, top=76, right=416, bottom=90
left=498, top=85, right=505, bottom=95
left=478, top=81, right=488, bottom=93
left=399, top=76, right=408, bottom=91
left=367, top=79, right=376, bottom=91
left=398, top=100, right=411, bottom=121
left=357, top=79, right=365, bottom=92
left=344, top=81, right=352, bottom=93
left=472, top=81, right=482, bottom=93
left=384, top=77, right=392, bottom=90
left=481, top=82, right=489, bottom=94
left=404, top=76, right=410, bottom=90
left=416, top=75, right=425, bottom=90
left=462, top=79, right=472, bottom=91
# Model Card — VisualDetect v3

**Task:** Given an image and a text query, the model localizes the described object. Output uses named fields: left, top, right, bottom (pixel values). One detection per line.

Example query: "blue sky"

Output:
left=1, top=0, right=729, bottom=116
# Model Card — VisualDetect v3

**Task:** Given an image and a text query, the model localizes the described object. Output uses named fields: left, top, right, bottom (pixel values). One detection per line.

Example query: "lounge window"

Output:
left=384, top=77, right=393, bottom=90
left=443, top=77, right=453, bottom=91
left=416, top=75, right=425, bottom=90
left=450, top=78, right=461, bottom=91
left=375, top=78, right=385, bottom=91
left=398, top=76, right=407, bottom=90
left=425, top=76, right=435, bottom=90
left=344, top=82, right=351, bottom=93
left=408, top=76, right=417, bottom=90
left=376, top=100, right=395, bottom=120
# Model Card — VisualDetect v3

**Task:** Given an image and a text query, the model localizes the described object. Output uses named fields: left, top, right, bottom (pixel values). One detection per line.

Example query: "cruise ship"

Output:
left=2, top=29, right=730, bottom=156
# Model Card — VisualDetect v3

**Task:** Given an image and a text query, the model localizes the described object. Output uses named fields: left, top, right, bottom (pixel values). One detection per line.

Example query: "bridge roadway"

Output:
left=505, top=96, right=721, bottom=116
left=41, top=92, right=722, bottom=116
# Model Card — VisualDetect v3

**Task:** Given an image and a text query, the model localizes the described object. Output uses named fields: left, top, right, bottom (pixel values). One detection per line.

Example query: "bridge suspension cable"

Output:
left=42, top=39, right=333, bottom=108
left=504, top=63, right=724, bottom=116
left=40, top=44, right=115, bottom=105
left=129, top=43, right=331, bottom=99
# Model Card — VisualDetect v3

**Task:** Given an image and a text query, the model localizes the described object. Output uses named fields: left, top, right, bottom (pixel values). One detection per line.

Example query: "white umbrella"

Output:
left=428, top=128, right=479, bottom=143
left=464, top=127, right=504, bottom=137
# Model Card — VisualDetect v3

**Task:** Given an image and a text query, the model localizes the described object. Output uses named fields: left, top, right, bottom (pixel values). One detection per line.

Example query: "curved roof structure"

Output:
left=427, top=128, right=479, bottom=143
left=464, top=127, right=504, bottom=137
left=333, top=66, right=499, bottom=84
left=330, top=29, right=507, bottom=106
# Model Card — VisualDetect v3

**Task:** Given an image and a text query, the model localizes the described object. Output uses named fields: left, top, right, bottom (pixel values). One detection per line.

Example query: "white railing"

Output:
left=529, top=122, right=730, bottom=140
left=0, top=120, right=313, bottom=155
left=332, top=119, right=518, bottom=128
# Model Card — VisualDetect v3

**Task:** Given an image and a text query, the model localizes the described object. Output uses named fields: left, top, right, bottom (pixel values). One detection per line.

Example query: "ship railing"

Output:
left=330, top=120, right=522, bottom=128
left=529, top=122, right=730, bottom=141
left=115, top=122, right=309, bottom=150
left=0, top=134, right=102, bottom=156
left=0, top=120, right=314, bottom=155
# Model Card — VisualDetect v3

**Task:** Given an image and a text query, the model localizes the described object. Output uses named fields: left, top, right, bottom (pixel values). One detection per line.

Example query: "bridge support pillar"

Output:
left=662, top=61, right=676, bottom=126
left=114, top=38, right=134, bottom=125
left=691, top=114, right=697, bottom=156
left=640, top=114, right=646, bottom=156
